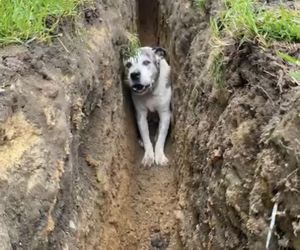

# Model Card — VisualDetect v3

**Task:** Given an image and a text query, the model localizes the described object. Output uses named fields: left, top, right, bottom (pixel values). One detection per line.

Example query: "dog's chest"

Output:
left=144, top=96, right=158, bottom=112
left=139, top=87, right=171, bottom=113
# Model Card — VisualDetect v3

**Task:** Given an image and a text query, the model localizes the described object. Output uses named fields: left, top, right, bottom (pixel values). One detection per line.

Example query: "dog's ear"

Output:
left=152, top=47, right=167, bottom=58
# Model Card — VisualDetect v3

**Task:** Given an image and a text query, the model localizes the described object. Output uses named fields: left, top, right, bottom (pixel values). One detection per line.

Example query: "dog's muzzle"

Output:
left=132, top=84, right=150, bottom=94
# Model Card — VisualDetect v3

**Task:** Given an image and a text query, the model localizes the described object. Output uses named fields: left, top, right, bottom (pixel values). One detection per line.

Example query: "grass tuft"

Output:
left=127, top=33, right=141, bottom=57
left=121, top=33, right=141, bottom=59
left=194, top=0, right=206, bottom=11
left=216, top=0, right=300, bottom=43
left=211, top=51, right=225, bottom=88
left=0, top=0, right=82, bottom=45
left=205, top=42, right=226, bottom=88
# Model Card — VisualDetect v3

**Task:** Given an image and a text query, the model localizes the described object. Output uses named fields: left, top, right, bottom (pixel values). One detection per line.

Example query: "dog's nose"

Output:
left=130, top=71, right=141, bottom=81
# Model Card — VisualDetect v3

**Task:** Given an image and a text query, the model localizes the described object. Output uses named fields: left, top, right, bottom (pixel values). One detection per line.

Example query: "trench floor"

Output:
left=81, top=100, right=183, bottom=249
left=118, top=150, right=182, bottom=250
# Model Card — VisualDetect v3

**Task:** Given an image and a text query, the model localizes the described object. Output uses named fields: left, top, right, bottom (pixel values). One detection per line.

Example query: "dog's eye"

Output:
left=125, top=62, right=132, bottom=68
left=143, top=60, right=151, bottom=66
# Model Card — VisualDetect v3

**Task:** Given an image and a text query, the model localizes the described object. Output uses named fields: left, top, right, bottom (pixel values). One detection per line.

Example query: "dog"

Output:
left=124, top=47, right=172, bottom=167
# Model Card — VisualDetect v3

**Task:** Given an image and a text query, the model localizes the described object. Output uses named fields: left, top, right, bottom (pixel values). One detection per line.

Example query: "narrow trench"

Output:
left=137, top=0, right=159, bottom=46
left=117, top=1, right=182, bottom=249
left=84, top=0, right=183, bottom=249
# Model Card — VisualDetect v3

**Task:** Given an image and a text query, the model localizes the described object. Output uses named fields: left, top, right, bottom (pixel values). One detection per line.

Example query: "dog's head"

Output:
left=124, top=47, right=167, bottom=95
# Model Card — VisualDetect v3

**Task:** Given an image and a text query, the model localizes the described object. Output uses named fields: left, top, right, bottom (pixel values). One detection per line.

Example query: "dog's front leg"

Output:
left=136, top=109, right=154, bottom=167
left=155, top=110, right=171, bottom=166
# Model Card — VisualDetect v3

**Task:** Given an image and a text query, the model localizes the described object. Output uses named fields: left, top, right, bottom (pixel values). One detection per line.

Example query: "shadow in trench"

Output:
left=137, top=0, right=159, bottom=46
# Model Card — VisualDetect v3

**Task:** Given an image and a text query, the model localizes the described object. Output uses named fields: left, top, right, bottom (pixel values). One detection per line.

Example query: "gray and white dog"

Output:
left=124, top=47, right=171, bottom=167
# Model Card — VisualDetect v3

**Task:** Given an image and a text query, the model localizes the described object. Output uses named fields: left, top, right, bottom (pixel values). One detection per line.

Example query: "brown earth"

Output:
left=1, top=0, right=300, bottom=249
left=78, top=83, right=181, bottom=250
left=0, top=0, right=182, bottom=249
left=158, top=0, right=300, bottom=249
left=0, top=0, right=137, bottom=249
left=82, top=1, right=182, bottom=248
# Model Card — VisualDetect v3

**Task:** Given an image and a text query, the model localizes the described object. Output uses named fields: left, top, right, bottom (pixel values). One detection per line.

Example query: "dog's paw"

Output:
left=142, top=150, right=155, bottom=167
left=155, top=151, right=169, bottom=166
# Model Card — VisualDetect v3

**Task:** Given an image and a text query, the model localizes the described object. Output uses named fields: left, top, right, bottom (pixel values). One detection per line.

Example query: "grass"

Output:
left=194, top=0, right=206, bottom=11
left=127, top=33, right=140, bottom=57
left=209, top=0, right=300, bottom=87
left=215, top=0, right=300, bottom=43
left=121, top=32, right=141, bottom=59
left=211, top=51, right=225, bottom=88
left=259, top=7, right=300, bottom=42
left=0, top=0, right=82, bottom=45
left=277, top=51, right=300, bottom=85
left=289, top=70, right=300, bottom=83
left=277, top=51, right=300, bottom=66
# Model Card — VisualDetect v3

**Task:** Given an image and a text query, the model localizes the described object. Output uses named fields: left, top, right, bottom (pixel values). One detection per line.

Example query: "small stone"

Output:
left=69, top=220, right=76, bottom=230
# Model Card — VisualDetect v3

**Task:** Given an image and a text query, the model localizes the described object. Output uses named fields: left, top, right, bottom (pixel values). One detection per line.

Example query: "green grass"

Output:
left=209, top=0, right=300, bottom=87
left=277, top=51, right=300, bottom=85
left=277, top=51, right=300, bottom=66
left=211, top=51, right=225, bottom=88
left=259, top=7, right=300, bottom=42
left=121, top=33, right=141, bottom=59
left=215, top=0, right=300, bottom=43
left=289, top=70, right=300, bottom=83
left=0, top=0, right=81, bottom=45
left=194, top=0, right=206, bottom=11
left=127, top=33, right=140, bottom=57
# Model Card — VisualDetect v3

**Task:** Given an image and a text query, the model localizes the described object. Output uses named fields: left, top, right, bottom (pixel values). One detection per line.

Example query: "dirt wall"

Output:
left=0, top=1, right=136, bottom=249
left=158, top=0, right=300, bottom=249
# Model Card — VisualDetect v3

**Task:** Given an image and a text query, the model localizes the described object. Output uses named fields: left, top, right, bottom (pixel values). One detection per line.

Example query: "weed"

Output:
left=0, top=0, right=82, bottom=45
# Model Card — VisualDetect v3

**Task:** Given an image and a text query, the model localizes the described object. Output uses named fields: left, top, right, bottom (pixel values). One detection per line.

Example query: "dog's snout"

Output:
left=130, top=71, right=141, bottom=81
